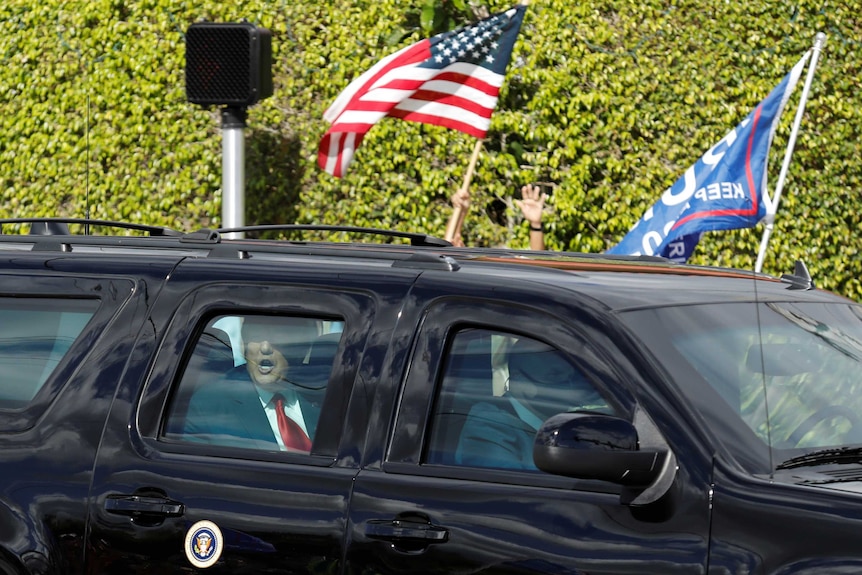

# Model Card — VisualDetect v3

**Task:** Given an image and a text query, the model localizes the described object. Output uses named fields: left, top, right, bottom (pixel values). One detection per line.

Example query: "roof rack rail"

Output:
left=214, top=224, right=452, bottom=247
left=0, top=218, right=182, bottom=237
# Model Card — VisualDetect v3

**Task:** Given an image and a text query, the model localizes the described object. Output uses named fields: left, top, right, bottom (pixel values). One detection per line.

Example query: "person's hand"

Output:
left=451, top=188, right=471, bottom=210
left=514, top=184, right=547, bottom=227
left=446, top=188, right=470, bottom=246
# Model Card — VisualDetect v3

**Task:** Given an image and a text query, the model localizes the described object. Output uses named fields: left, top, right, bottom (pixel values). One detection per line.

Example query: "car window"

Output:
left=425, top=328, right=611, bottom=470
left=163, top=313, right=343, bottom=453
left=0, top=298, right=99, bottom=409
left=624, top=301, right=862, bottom=470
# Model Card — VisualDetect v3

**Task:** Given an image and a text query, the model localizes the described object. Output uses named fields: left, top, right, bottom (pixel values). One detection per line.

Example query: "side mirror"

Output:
left=533, top=412, right=667, bottom=487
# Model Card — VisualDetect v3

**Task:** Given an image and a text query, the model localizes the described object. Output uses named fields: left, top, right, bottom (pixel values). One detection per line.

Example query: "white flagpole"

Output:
left=755, top=32, right=827, bottom=273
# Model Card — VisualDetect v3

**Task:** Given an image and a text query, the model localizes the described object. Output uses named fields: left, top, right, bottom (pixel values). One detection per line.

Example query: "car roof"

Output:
left=0, top=218, right=844, bottom=311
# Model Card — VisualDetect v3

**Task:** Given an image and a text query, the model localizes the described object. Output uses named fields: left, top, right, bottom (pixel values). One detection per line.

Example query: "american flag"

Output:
left=318, top=5, right=527, bottom=178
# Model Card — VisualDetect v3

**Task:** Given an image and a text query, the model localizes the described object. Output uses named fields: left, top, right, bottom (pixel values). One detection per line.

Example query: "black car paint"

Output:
left=0, top=232, right=861, bottom=575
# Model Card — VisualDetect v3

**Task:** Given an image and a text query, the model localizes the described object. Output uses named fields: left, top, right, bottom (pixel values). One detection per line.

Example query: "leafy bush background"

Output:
left=1, top=1, right=860, bottom=299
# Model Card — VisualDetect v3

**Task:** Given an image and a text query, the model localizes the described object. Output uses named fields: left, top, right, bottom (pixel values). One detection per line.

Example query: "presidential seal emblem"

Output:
left=184, top=520, right=224, bottom=568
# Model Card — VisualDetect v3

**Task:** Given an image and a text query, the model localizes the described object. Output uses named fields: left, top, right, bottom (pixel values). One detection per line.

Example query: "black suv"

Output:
left=2, top=218, right=862, bottom=575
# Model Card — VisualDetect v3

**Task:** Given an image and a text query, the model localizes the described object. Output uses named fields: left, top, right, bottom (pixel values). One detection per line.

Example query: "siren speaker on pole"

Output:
left=185, top=22, right=273, bottom=107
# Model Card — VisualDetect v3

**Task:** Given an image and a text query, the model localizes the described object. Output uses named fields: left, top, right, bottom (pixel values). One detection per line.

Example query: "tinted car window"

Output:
left=0, top=298, right=98, bottom=409
left=426, top=328, right=611, bottom=470
left=163, top=313, right=343, bottom=452
left=624, top=301, right=862, bottom=469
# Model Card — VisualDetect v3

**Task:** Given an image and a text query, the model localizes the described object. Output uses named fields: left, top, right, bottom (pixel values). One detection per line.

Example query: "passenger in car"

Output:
left=182, top=316, right=323, bottom=452
left=455, top=337, right=606, bottom=469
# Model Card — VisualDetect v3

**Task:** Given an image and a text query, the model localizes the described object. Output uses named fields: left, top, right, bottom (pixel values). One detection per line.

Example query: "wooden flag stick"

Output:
left=444, top=139, right=484, bottom=243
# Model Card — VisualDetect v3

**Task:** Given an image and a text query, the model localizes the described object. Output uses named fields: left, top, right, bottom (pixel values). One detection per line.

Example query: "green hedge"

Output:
left=1, top=1, right=860, bottom=299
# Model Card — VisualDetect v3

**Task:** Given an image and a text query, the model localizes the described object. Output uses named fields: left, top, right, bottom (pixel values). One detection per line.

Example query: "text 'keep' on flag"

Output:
left=317, top=5, right=527, bottom=178
left=606, top=44, right=819, bottom=264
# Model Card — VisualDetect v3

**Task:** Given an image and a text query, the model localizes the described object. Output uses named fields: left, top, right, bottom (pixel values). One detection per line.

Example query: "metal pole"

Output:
left=755, top=32, right=826, bottom=273
left=221, top=107, right=247, bottom=239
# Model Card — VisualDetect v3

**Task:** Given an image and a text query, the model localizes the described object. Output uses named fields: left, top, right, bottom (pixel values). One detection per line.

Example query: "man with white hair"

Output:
left=183, top=315, right=326, bottom=452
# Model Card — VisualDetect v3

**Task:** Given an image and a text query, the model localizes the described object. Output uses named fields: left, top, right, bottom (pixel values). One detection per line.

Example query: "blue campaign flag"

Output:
left=606, top=53, right=810, bottom=262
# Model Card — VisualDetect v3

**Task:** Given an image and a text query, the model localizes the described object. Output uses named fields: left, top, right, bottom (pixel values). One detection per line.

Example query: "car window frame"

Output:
left=386, top=293, right=636, bottom=491
left=136, top=283, right=376, bottom=464
left=0, top=273, right=133, bottom=431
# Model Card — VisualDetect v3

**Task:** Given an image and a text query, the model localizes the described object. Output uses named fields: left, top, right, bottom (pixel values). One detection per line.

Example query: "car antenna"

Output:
left=780, top=260, right=815, bottom=290
left=85, top=95, right=91, bottom=235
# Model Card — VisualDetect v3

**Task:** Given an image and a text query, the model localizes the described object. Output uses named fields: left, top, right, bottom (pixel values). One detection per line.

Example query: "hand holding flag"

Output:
left=318, top=5, right=527, bottom=178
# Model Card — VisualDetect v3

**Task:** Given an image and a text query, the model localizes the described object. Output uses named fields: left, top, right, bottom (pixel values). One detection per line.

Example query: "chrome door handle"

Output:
left=365, top=519, right=448, bottom=542
left=105, top=495, right=185, bottom=517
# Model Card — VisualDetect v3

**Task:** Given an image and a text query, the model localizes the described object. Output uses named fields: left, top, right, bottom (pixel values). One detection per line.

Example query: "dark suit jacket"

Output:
left=183, top=366, right=323, bottom=451
left=455, top=396, right=538, bottom=470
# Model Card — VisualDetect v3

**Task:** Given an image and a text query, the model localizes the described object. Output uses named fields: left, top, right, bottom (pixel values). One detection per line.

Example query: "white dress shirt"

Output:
left=256, top=387, right=308, bottom=450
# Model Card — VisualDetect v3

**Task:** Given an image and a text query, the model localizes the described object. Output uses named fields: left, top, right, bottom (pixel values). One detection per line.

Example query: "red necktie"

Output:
left=272, top=394, right=312, bottom=452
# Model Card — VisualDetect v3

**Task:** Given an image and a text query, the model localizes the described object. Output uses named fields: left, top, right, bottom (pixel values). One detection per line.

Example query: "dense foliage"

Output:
left=1, top=1, right=860, bottom=298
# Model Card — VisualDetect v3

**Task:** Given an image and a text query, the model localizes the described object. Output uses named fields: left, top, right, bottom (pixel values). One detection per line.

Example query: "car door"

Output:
left=86, top=258, right=419, bottom=574
left=346, top=272, right=713, bottom=574
left=0, top=265, right=153, bottom=575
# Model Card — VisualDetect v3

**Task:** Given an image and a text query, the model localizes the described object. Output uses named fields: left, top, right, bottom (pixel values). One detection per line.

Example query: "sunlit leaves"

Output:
left=0, top=0, right=861, bottom=299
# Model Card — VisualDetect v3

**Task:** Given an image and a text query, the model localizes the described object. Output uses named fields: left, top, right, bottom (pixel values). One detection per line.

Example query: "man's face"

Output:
left=507, top=345, right=582, bottom=417
left=243, top=321, right=290, bottom=388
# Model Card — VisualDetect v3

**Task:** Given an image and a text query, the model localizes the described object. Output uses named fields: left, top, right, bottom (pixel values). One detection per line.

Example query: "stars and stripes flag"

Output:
left=318, top=5, right=527, bottom=178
